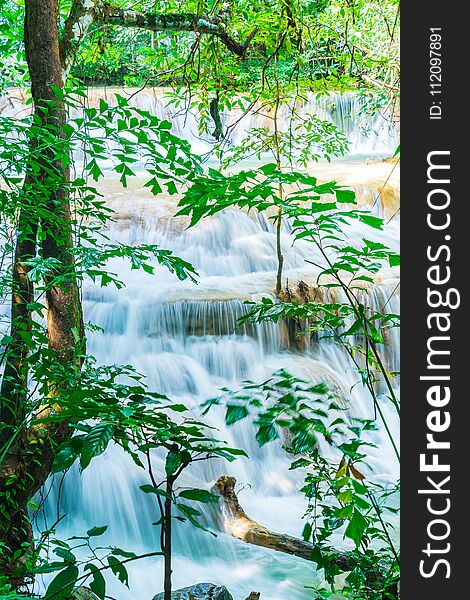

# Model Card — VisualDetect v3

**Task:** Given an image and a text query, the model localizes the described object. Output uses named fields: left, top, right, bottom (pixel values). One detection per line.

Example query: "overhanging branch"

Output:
left=97, top=3, right=256, bottom=57
left=60, top=0, right=257, bottom=78
left=60, top=0, right=98, bottom=78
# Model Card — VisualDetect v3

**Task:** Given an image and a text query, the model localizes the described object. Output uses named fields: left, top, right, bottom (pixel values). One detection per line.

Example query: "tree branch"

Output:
left=98, top=3, right=252, bottom=56
left=60, top=0, right=257, bottom=77
left=60, top=0, right=98, bottom=78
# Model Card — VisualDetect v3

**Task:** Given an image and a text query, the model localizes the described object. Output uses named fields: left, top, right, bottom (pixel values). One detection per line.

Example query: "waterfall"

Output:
left=1, top=87, right=399, bottom=599
left=35, top=172, right=399, bottom=599
left=1, top=87, right=399, bottom=158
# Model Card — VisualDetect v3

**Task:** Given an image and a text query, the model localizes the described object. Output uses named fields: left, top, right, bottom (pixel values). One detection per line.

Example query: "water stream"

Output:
left=4, top=89, right=400, bottom=599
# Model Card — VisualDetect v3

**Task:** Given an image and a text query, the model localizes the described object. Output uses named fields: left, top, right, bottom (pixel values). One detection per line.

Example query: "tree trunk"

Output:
left=163, top=476, right=175, bottom=600
left=213, top=476, right=398, bottom=596
left=1, top=0, right=255, bottom=587
left=0, top=0, right=84, bottom=583
left=0, top=208, right=37, bottom=449
left=275, top=211, right=284, bottom=295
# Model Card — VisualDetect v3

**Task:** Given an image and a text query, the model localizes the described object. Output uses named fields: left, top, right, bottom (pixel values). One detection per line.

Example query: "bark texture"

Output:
left=213, top=477, right=398, bottom=595
left=163, top=476, right=175, bottom=600
left=59, top=0, right=257, bottom=74
left=0, top=211, right=37, bottom=447
left=97, top=2, right=255, bottom=57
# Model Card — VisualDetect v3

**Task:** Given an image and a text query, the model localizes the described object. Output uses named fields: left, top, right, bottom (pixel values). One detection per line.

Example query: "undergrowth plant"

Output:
left=203, top=370, right=400, bottom=599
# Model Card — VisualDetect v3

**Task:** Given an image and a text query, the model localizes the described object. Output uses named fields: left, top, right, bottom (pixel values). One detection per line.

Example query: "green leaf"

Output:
left=85, top=564, right=106, bottom=600
left=86, top=525, right=108, bottom=537
left=389, top=254, right=400, bottom=267
left=347, top=565, right=367, bottom=588
left=358, top=214, right=383, bottom=229
left=44, top=565, right=79, bottom=600
left=302, top=522, right=312, bottom=542
left=80, top=422, right=114, bottom=469
left=177, top=504, right=212, bottom=533
left=145, top=177, right=162, bottom=195
left=166, top=181, right=178, bottom=195
left=309, top=201, right=337, bottom=213
left=338, top=504, right=354, bottom=519
left=256, top=423, right=279, bottom=446
left=165, top=449, right=190, bottom=476
left=99, top=98, right=108, bottom=113
left=338, top=489, right=353, bottom=503
left=159, top=120, right=172, bottom=130
left=107, top=556, right=129, bottom=587
left=260, top=163, right=277, bottom=175
left=367, top=321, right=384, bottom=344
left=344, top=319, right=363, bottom=337
left=139, top=484, right=171, bottom=499
left=225, top=404, right=249, bottom=425
left=351, top=479, right=368, bottom=495
left=34, top=562, right=68, bottom=575
left=111, top=548, right=138, bottom=559
left=335, top=189, right=356, bottom=204
left=178, top=489, right=219, bottom=503
left=344, top=509, right=368, bottom=547
left=53, top=548, right=76, bottom=564
left=52, top=446, right=78, bottom=473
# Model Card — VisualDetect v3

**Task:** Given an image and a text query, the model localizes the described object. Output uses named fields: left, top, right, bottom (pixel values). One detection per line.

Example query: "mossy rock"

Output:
left=153, top=582, right=233, bottom=600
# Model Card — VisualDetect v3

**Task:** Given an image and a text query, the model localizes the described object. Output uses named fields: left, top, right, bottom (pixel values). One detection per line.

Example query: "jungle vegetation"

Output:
left=0, top=1, right=399, bottom=599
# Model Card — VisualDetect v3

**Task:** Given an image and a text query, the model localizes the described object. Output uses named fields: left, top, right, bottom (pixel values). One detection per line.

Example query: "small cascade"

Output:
left=38, top=179, right=399, bottom=598
left=1, top=87, right=399, bottom=158
left=228, top=92, right=399, bottom=156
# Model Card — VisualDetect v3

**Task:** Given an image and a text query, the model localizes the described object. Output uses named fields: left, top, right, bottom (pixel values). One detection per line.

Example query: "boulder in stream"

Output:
left=153, top=583, right=233, bottom=600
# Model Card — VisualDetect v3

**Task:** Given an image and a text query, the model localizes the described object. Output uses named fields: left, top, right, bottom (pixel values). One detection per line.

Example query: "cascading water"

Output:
left=1, top=87, right=399, bottom=159
left=6, top=88, right=399, bottom=599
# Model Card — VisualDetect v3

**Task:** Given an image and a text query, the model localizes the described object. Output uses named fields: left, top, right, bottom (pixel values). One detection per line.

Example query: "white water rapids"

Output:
left=3, top=89, right=400, bottom=599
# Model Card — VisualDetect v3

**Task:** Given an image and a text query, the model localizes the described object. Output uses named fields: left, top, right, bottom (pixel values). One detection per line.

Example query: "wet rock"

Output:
left=153, top=582, right=233, bottom=600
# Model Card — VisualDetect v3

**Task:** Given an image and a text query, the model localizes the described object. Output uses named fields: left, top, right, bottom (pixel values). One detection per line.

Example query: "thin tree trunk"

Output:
left=275, top=212, right=284, bottom=295
left=273, top=59, right=284, bottom=296
left=163, top=476, right=175, bottom=600
left=0, top=208, right=37, bottom=449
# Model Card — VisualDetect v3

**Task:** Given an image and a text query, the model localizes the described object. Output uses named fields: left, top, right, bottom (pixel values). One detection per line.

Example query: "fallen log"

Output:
left=213, top=477, right=399, bottom=597
left=213, top=476, right=360, bottom=572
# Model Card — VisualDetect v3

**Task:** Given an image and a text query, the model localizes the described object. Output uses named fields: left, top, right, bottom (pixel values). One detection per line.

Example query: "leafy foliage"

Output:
left=204, top=370, right=400, bottom=597
left=0, top=1, right=399, bottom=598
